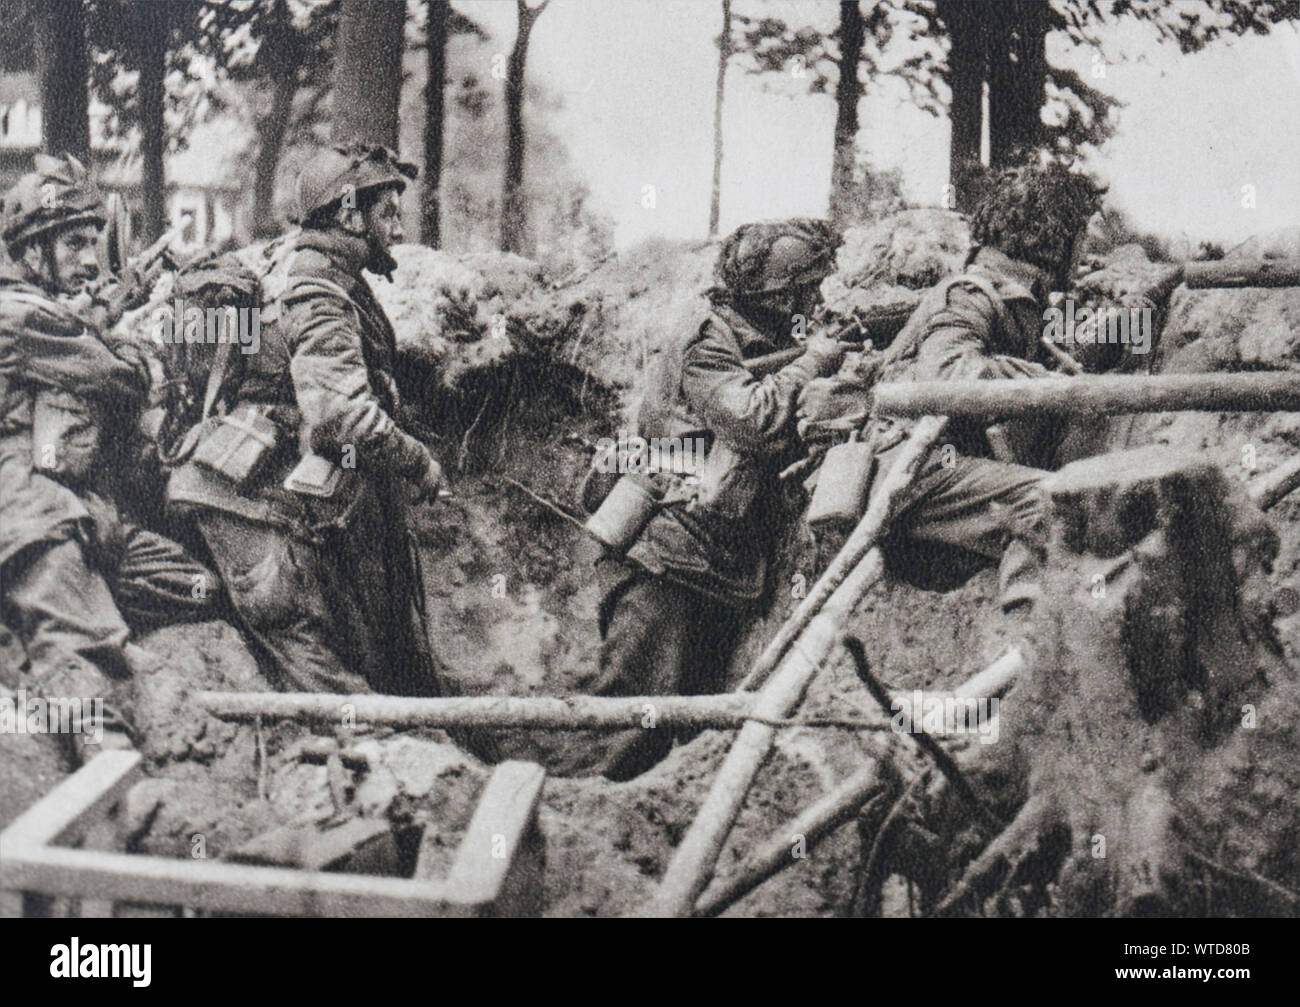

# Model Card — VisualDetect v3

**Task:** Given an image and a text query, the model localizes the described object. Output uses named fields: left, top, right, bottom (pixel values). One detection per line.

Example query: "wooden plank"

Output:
left=78, top=816, right=121, bottom=918
left=441, top=761, right=546, bottom=909
left=4, top=845, right=472, bottom=918
left=0, top=750, right=141, bottom=851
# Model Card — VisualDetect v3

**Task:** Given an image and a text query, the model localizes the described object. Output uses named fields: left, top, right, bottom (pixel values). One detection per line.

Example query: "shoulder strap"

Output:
left=941, top=271, right=1015, bottom=341
left=200, top=335, right=237, bottom=421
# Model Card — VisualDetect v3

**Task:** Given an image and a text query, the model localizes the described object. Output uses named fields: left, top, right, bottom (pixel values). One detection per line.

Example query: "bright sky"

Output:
left=458, top=0, right=1300, bottom=251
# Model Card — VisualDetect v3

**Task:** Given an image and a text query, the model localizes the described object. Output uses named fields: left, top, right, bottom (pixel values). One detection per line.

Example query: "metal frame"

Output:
left=0, top=751, right=545, bottom=918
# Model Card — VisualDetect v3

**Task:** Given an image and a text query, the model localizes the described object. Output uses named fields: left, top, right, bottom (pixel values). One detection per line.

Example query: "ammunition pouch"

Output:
left=190, top=403, right=281, bottom=488
left=31, top=389, right=101, bottom=487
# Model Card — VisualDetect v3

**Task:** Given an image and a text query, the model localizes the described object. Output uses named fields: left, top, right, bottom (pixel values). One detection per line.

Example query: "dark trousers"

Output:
left=1, top=523, right=216, bottom=699
left=565, top=561, right=745, bottom=781
left=886, top=452, right=1047, bottom=613
left=193, top=505, right=500, bottom=762
left=194, top=507, right=427, bottom=696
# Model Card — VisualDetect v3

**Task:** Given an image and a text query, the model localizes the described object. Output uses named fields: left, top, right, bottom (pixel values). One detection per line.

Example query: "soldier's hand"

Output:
left=802, top=327, right=854, bottom=377
left=797, top=375, right=870, bottom=442
left=409, top=454, right=444, bottom=505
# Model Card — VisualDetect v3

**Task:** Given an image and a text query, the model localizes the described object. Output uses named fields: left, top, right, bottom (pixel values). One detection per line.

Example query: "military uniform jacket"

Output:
left=0, top=262, right=148, bottom=567
left=869, top=245, right=1062, bottom=468
left=167, top=229, right=430, bottom=532
left=627, top=302, right=821, bottom=607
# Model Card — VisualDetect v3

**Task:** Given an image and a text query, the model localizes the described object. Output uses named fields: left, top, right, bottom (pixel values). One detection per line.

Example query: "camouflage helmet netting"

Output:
left=1, top=153, right=107, bottom=250
left=969, top=163, right=1102, bottom=274
left=715, top=218, right=842, bottom=296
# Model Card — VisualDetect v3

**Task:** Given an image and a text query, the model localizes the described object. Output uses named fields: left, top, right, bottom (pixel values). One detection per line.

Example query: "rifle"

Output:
left=81, top=221, right=186, bottom=325
left=744, top=301, right=915, bottom=376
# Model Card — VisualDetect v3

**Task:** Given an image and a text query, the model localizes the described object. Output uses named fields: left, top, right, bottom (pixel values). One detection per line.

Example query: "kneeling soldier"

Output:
left=0, top=154, right=216, bottom=764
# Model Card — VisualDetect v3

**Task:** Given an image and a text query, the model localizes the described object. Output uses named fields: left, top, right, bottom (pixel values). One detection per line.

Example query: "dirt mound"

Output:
left=1118, top=270, right=1300, bottom=664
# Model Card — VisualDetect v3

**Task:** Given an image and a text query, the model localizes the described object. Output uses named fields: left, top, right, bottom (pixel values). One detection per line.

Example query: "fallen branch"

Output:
left=501, top=476, right=589, bottom=532
left=690, top=646, right=1019, bottom=917
left=693, top=765, right=884, bottom=917
left=846, top=636, right=1003, bottom=835
left=197, top=690, right=905, bottom=732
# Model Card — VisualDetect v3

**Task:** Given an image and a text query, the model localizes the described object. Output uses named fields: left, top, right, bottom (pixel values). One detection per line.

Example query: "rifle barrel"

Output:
left=742, top=303, right=914, bottom=375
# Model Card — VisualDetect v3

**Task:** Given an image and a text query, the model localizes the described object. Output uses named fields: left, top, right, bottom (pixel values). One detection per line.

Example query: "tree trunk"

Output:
left=422, top=0, right=449, bottom=246
left=987, top=0, right=1047, bottom=168
left=708, top=0, right=732, bottom=239
left=500, top=0, right=549, bottom=254
left=332, top=0, right=405, bottom=148
left=937, top=0, right=983, bottom=210
left=136, top=3, right=169, bottom=243
left=249, top=0, right=299, bottom=238
left=251, top=75, right=296, bottom=239
left=34, top=0, right=90, bottom=162
left=828, top=0, right=865, bottom=227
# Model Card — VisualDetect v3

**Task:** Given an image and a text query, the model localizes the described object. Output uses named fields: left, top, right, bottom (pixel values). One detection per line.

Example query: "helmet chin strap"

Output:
left=19, top=238, right=61, bottom=293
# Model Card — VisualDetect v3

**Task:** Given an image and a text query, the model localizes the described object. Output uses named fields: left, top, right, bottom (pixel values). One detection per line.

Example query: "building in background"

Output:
left=0, top=71, right=250, bottom=252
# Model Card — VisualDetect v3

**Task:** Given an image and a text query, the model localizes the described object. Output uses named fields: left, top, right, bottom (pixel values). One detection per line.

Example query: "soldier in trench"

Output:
left=571, top=218, right=852, bottom=780
left=0, top=154, right=217, bottom=765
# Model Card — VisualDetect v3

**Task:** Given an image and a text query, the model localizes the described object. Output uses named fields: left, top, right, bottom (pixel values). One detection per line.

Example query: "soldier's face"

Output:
left=364, top=189, right=404, bottom=256
left=767, top=283, right=822, bottom=325
left=23, top=223, right=101, bottom=295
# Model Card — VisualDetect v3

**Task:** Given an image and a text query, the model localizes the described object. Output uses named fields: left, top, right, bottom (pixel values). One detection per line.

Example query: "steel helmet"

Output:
left=293, top=142, right=418, bottom=225
left=1, top=153, right=106, bottom=250
left=715, top=218, right=841, bottom=296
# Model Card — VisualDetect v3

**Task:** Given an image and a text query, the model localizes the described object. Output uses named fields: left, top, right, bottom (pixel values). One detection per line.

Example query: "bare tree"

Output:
left=34, top=0, right=90, bottom=161
left=708, top=0, right=732, bottom=238
left=423, top=0, right=450, bottom=246
left=332, top=0, right=405, bottom=147
left=500, top=0, right=549, bottom=255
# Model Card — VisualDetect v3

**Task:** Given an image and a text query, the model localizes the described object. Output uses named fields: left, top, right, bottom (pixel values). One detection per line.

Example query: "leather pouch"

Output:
left=283, top=452, right=352, bottom=498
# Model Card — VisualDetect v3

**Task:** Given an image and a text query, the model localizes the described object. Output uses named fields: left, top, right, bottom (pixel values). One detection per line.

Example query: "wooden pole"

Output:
left=1250, top=454, right=1300, bottom=512
left=197, top=691, right=757, bottom=730
left=873, top=372, right=1300, bottom=421
left=692, top=648, right=1021, bottom=916
left=644, top=419, right=947, bottom=916
left=736, top=414, right=948, bottom=692
left=1183, top=257, right=1300, bottom=289
left=642, top=553, right=884, bottom=916
left=693, top=763, right=881, bottom=917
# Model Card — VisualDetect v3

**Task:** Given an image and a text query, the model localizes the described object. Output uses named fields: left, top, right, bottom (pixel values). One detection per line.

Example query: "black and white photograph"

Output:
left=0, top=0, right=1297, bottom=949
